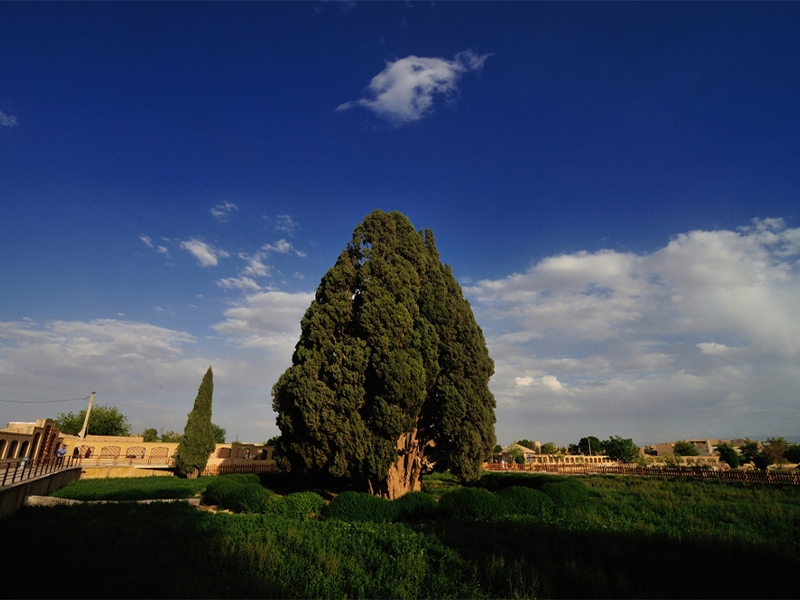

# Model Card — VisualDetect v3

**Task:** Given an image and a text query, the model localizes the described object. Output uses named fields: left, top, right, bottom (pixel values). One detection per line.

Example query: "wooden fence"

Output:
left=201, top=463, right=280, bottom=476
left=483, top=462, right=800, bottom=485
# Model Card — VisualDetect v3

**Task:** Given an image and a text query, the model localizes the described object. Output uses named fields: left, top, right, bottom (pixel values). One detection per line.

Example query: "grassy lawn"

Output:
left=1, top=472, right=796, bottom=598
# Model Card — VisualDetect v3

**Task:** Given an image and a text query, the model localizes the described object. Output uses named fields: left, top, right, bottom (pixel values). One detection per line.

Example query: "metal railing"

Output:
left=0, top=456, right=80, bottom=487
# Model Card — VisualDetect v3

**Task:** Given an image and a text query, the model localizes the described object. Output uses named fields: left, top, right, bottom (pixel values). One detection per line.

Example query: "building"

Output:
left=0, top=419, right=62, bottom=463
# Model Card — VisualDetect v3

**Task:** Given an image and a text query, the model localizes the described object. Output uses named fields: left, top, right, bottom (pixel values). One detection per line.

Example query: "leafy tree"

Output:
left=715, top=442, right=741, bottom=469
left=508, top=446, right=526, bottom=465
left=577, top=436, right=602, bottom=456
left=785, top=443, right=800, bottom=464
left=272, top=210, right=496, bottom=498
left=175, top=367, right=217, bottom=478
left=493, top=444, right=503, bottom=453
left=739, top=438, right=760, bottom=464
left=160, top=431, right=183, bottom=443
left=211, top=423, right=226, bottom=444
left=540, top=442, right=559, bottom=455
left=516, top=439, right=539, bottom=451
left=663, top=453, right=682, bottom=468
left=673, top=440, right=700, bottom=457
left=762, top=437, right=790, bottom=467
left=266, top=435, right=281, bottom=446
left=55, top=404, right=131, bottom=437
left=142, top=428, right=159, bottom=443
left=602, top=436, right=640, bottom=463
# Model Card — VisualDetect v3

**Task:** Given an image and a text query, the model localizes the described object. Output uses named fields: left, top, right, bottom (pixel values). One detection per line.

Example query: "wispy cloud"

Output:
left=212, top=290, right=314, bottom=348
left=0, top=111, right=19, bottom=127
left=465, top=218, right=800, bottom=444
left=262, top=239, right=306, bottom=257
left=211, top=201, right=239, bottom=222
left=180, top=239, right=228, bottom=267
left=267, top=215, right=298, bottom=235
left=337, top=50, right=491, bottom=125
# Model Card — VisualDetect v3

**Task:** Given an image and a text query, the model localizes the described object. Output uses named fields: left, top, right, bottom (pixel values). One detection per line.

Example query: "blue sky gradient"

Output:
left=2, top=2, right=799, bottom=446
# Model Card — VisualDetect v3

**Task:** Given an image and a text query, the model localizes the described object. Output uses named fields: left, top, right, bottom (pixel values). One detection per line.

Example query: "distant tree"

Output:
left=493, top=444, right=503, bottom=453
left=142, top=428, right=159, bottom=443
left=762, top=437, right=790, bottom=467
left=738, top=438, right=760, bottom=464
left=715, top=443, right=741, bottom=469
left=602, top=436, right=640, bottom=463
left=508, top=446, right=526, bottom=465
left=785, top=443, right=800, bottom=464
left=272, top=211, right=496, bottom=498
left=55, top=404, right=131, bottom=437
left=540, top=442, right=559, bottom=455
left=175, top=367, right=217, bottom=478
left=211, top=423, right=226, bottom=444
left=160, top=431, right=183, bottom=443
left=663, top=453, right=682, bottom=468
left=266, top=435, right=281, bottom=446
left=516, top=439, right=539, bottom=451
left=673, top=440, right=700, bottom=457
left=568, top=443, right=580, bottom=455
left=577, top=436, right=602, bottom=456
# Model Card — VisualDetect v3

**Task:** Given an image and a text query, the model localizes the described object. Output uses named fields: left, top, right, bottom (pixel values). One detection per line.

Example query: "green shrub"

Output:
left=439, top=487, right=502, bottom=520
left=231, top=483, right=275, bottom=513
left=279, top=491, right=325, bottom=520
left=540, top=479, right=589, bottom=507
left=394, top=491, right=438, bottom=521
left=203, top=476, right=244, bottom=507
left=323, top=491, right=401, bottom=522
left=498, top=486, right=554, bottom=515
left=222, top=473, right=261, bottom=486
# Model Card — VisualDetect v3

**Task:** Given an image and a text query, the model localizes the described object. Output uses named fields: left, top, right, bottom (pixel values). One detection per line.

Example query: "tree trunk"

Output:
left=379, top=428, right=429, bottom=500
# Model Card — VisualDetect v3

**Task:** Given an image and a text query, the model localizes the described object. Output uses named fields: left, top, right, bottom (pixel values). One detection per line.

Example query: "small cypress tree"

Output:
left=175, top=367, right=216, bottom=478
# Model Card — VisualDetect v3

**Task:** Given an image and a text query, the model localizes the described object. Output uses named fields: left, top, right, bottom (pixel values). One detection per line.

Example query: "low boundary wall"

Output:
left=0, top=466, right=82, bottom=518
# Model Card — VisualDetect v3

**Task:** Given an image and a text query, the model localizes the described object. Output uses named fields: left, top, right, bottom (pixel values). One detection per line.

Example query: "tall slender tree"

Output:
left=272, top=210, right=496, bottom=498
left=175, top=367, right=216, bottom=478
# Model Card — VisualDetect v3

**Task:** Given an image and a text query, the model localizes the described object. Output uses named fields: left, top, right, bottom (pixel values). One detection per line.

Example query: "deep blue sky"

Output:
left=2, top=2, right=799, bottom=447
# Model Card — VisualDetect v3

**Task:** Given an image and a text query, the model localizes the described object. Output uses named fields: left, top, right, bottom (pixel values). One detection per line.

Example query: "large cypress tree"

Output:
left=175, top=367, right=216, bottom=478
left=272, top=210, right=496, bottom=498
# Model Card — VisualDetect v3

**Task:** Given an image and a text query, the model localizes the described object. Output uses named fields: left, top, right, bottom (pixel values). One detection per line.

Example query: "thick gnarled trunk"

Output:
left=369, top=429, right=431, bottom=499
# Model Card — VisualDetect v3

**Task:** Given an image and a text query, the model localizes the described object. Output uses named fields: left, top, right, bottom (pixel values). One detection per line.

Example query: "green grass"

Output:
left=51, top=475, right=208, bottom=501
left=2, top=472, right=797, bottom=598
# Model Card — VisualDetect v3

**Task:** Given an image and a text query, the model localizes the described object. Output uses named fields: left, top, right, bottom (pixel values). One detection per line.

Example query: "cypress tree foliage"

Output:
left=175, top=367, right=217, bottom=478
left=272, top=210, right=496, bottom=498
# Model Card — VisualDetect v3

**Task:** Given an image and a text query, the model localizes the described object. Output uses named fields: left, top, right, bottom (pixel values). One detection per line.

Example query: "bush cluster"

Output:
left=323, top=491, right=400, bottom=522
left=203, top=474, right=269, bottom=512
left=278, top=491, right=325, bottom=520
left=438, top=487, right=502, bottom=520
left=540, top=479, right=590, bottom=507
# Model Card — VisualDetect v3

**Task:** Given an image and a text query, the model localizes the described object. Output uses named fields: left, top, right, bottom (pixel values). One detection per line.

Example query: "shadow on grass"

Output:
left=1, top=503, right=280, bottom=599
left=422, top=517, right=798, bottom=599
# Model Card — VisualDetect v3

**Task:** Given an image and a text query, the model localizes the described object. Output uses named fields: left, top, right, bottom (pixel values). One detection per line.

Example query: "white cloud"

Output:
left=217, top=277, right=262, bottom=292
left=337, top=50, right=491, bottom=125
left=466, top=218, right=800, bottom=444
left=270, top=215, right=298, bottom=235
left=180, top=239, right=227, bottom=267
left=212, top=290, right=314, bottom=349
left=0, top=318, right=286, bottom=444
left=262, top=239, right=305, bottom=256
left=0, top=111, right=19, bottom=127
left=211, top=201, right=239, bottom=222
left=139, top=235, right=153, bottom=248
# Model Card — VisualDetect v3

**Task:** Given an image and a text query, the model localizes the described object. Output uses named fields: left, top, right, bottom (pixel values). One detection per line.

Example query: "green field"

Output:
left=2, top=472, right=797, bottom=598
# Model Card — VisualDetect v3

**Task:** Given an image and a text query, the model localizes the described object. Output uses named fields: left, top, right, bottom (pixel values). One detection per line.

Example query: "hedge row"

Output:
left=203, top=475, right=324, bottom=519
left=204, top=475, right=588, bottom=522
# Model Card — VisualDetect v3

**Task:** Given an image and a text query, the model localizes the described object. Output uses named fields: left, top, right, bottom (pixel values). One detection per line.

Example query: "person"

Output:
left=56, top=444, right=67, bottom=464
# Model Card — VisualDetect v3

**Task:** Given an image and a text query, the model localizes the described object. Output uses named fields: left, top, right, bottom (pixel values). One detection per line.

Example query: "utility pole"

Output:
left=78, top=392, right=96, bottom=440
left=588, top=436, right=592, bottom=456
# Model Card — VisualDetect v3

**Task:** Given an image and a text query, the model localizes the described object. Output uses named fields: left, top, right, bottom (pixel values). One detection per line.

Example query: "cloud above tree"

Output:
left=337, top=50, right=491, bottom=125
